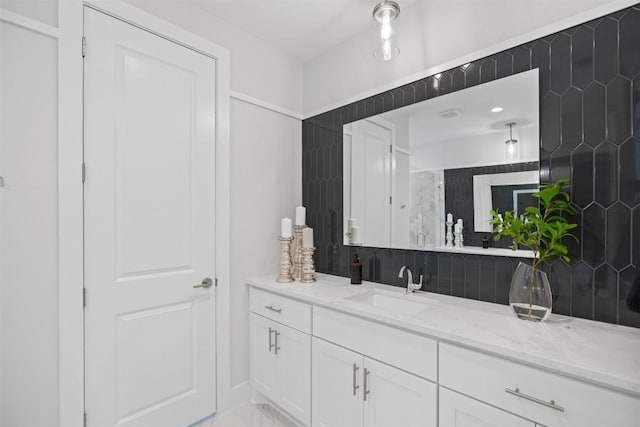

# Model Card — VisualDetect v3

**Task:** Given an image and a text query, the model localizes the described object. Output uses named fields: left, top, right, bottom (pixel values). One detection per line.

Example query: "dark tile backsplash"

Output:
left=302, top=4, right=640, bottom=327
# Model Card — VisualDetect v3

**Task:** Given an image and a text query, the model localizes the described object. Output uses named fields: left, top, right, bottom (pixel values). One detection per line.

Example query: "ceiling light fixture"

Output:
left=491, top=107, right=503, bottom=113
left=372, top=1, right=400, bottom=61
left=505, top=122, right=519, bottom=161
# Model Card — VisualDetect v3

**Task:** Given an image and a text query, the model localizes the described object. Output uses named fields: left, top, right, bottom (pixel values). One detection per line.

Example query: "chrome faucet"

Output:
left=398, top=266, right=423, bottom=293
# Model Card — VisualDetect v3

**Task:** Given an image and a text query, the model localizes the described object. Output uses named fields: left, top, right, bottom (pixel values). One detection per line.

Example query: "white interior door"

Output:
left=351, top=120, right=392, bottom=247
left=84, top=7, right=216, bottom=426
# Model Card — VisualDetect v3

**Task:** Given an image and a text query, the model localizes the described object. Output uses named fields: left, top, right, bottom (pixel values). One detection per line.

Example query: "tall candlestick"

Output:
left=303, top=227, right=314, bottom=248
left=292, top=225, right=304, bottom=279
left=281, top=217, right=292, bottom=238
left=295, top=206, right=306, bottom=226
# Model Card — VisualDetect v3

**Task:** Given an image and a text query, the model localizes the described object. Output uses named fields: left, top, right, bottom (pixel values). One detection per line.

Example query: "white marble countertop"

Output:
left=247, top=273, right=640, bottom=397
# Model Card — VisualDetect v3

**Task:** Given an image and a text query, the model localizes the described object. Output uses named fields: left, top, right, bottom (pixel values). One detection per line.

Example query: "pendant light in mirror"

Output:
left=372, top=1, right=400, bottom=61
left=505, top=122, right=519, bottom=161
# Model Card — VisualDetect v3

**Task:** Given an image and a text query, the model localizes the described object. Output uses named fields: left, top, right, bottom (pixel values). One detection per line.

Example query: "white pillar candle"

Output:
left=295, top=206, right=306, bottom=226
left=281, top=217, right=292, bottom=238
left=347, top=218, right=355, bottom=232
left=350, top=226, right=360, bottom=244
left=457, top=218, right=463, bottom=229
left=302, top=227, right=314, bottom=248
left=447, top=213, right=453, bottom=223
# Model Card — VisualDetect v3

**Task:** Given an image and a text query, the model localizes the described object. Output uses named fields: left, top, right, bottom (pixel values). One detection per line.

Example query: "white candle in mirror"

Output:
left=281, top=217, right=292, bottom=238
left=447, top=213, right=453, bottom=223
left=295, top=206, right=306, bottom=226
left=350, top=226, right=360, bottom=244
left=347, top=217, right=355, bottom=232
left=302, top=227, right=314, bottom=248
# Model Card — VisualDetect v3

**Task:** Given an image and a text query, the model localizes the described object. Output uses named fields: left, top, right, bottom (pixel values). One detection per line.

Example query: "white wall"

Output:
left=0, top=2, right=60, bottom=425
left=229, top=99, right=301, bottom=390
left=127, top=0, right=303, bottom=114
left=124, top=0, right=304, bottom=411
left=303, top=0, right=627, bottom=115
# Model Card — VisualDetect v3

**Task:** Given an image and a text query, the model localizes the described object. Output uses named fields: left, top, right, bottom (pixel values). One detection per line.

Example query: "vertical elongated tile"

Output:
left=550, top=261, right=572, bottom=316
left=479, top=257, right=496, bottom=303
left=465, top=256, right=480, bottom=300
left=594, top=264, right=618, bottom=323
left=619, top=266, right=640, bottom=327
left=451, top=255, right=465, bottom=297
left=572, top=262, right=594, bottom=320
left=438, top=253, right=452, bottom=295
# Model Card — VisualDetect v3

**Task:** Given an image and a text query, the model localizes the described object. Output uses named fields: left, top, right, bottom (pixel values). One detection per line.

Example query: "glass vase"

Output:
left=509, top=262, right=552, bottom=321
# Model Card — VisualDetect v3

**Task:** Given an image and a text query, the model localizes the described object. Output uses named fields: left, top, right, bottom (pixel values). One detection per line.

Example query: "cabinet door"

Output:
left=250, top=313, right=277, bottom=398
left=276, top=323, right=311, bottom=426
left=363, top=357, right=437, bottom=427
left=312, top=338, right=363, bottom=427
left=439, top=388, right=534, bottom=427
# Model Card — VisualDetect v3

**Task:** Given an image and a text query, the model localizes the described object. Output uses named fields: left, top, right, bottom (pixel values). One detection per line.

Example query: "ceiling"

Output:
left=189, top=0, right=417, bottom=62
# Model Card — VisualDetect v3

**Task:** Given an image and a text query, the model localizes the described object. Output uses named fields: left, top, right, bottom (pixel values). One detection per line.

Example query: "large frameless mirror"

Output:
left=343, top=69, right=539, bottom=256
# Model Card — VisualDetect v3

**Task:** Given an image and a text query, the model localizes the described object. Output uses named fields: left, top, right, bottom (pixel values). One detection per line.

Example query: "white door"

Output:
left=84, top=7, right=216, bottom=426
left=439, top=388, right=534, bottom=427
left=350, top=121, right=392, bottom=247
left=363, top=357, right=437, bottom=427
left=312, top=338, right=363, bottom=427
left=249, top=314, right=277, bottom=397
left=276, top=324, right=311, bottom=426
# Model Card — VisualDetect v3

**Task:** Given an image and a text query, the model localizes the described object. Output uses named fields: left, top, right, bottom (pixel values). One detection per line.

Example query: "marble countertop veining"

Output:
left=247, top=273, right=640, bottom=397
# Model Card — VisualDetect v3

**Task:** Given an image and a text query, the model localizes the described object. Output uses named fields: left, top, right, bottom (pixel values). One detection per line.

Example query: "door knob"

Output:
left=193, top=277, right=213, bottom=289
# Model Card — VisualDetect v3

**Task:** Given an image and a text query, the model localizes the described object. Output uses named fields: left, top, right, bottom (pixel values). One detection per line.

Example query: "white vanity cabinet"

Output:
left=312, top=306, right=438, bottom=427
left=439, top=343, right=640, bottom=427
left=439, top=387, right=535, bottom=427
left=249, top=288, right=311, bottom=426
left=248, top=277, right=640, bottom=427
left=312, top=338, right=437, bottom=427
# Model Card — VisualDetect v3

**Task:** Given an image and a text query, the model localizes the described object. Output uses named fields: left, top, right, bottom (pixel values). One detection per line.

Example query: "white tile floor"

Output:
left=195, top=403, right=298, bottom=427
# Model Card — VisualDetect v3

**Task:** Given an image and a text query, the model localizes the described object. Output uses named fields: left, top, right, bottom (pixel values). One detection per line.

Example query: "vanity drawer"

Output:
left=439, top=343, right=640, bottom=427
left=313, top=306, right=437, bottom=381
left=249, top=287, right=311, bottom=334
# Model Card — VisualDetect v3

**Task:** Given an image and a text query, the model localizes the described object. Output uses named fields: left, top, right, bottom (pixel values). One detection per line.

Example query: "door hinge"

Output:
left=390, top=144, right=393, bottom=153
left=215, top=277, right=218, bottom=287
left=83, top=413, right=87, bottom=427
left=82, top=36, right=86, bottom=57
left=83, top=288, right=86, bottom=308
left=389, top=196, right=392, bottom=204
left=82, top=163, right=86, bottom=183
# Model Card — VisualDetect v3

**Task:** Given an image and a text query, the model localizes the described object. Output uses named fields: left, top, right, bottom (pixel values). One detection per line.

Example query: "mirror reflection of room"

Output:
left=344, top=69, right=540, bottom=254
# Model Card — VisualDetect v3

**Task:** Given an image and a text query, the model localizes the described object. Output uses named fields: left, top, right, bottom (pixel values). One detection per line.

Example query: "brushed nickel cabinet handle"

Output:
left=274, top=330, right=281, bottom=355
left=363, top=368, right=370, bottom=402
left=265, top=305, right=282, bottom=313
left=352, top=363, right=360, bottom=396
left=268, top=327, right=274, bottom=352
left=505, top=388, right=564, bottom=412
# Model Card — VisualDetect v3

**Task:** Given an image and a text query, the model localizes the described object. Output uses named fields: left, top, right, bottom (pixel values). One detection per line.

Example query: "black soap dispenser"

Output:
left=350, top=253, right=362, bottom=285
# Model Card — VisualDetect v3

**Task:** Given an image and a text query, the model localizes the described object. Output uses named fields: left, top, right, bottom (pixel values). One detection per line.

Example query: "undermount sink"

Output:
left=346, top=289, right=438, bottom=316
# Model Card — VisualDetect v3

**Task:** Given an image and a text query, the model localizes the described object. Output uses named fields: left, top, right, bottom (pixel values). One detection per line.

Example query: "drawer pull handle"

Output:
left=268, top=327, right=274, bottom=352
left=265, top=305, right=282, bottom=313
left=363, top=368, right=370, bottom=402
left=274, top=330, right=281, bottom=355
left=352, top=363, right=360, bottom=396
left=505, top=388, right=564, bottom=412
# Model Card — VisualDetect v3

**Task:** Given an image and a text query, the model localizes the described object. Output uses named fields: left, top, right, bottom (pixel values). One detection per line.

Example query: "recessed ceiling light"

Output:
left=491, top=107, right=503, bottom=113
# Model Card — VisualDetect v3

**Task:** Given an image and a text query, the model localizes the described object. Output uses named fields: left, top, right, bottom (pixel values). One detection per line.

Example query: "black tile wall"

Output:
left=302, top=4, right=640, bottom=328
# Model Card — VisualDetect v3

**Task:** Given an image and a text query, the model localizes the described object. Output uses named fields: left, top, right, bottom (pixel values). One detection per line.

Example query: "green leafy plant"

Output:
left=490, top=179, right=579, bottom=315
